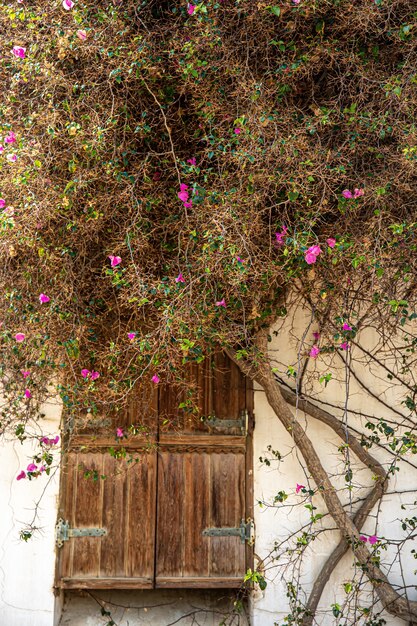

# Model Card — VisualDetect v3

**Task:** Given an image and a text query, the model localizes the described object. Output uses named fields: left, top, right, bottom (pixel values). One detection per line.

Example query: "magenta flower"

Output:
left=12, top=46, right=26, bottom=59
left=310, top=345, right=320, bottom=358
left=175, top=272, right=185, bottom=283
left=128, top=332, right=136, bottom=341
left=312, top=331, right=320, bottom=341
left=152, top=374, right=160, bottom=384
left=215, top=298, right=226, bottom=307
left=359, top=535, right=368, bottom=542
left=183, top=201, right=193, bottom=209
left=51, top=435, right=60, bottom=445
left=327, top=238, right=336, bottom=248
left=22, top=370, right=30, bottom=378
left=116, top=427, right=124, bottom=438
left=340, top=341, right=350, bottom=351
left=237, top=256, right=244, bottom=263
left=39, top=465, right=46, bottom=473
left=187, top=157, right=196, bottom=165
left=39, top=293, right=50, bottom=304
left=342, top=189, right=353, bottom=199
left=4, top=132, right=16, bottom=144
left=0, top=199, right=5, bottom=209
left=24, top=389, right=31, bottom=399
left=27, top=463, right=37, bottom=473
left=295, top=483, right=305, bottom=494
left=342, top=323, right=352, bottom=331
left=353, top=188, right=364, bottom=198
left=178, top=190, right=189, bottom=203
left=16, top=470, right=26, bottom=481
left=62, top=0, right=74, bottom=9
left=292, top=0, right=301, bottom=3
left=234, top=127, right=241, bottom=134
left=77, top=30, right=87, bottom=41
left=90, top=371, right=100, bottom=381
left=81, top=368, right=90, bottom=378
left=6, top=154, right=17, bottom=162
left=108, top=255, right=122, bottom=267
left=275, top=226, right=288, bottom=245
left=41, top=435, right=59, bottom=446
left=305, top=245, right=322, bottom=264
left=15, top=333, right=25, bottom=342
left=368, top=535, right=378, bottom=545
left=187, top=4, right=196, bottom=15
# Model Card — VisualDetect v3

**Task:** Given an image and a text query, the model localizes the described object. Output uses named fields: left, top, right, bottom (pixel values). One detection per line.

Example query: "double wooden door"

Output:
left=56, top=354, right=253, bottom=590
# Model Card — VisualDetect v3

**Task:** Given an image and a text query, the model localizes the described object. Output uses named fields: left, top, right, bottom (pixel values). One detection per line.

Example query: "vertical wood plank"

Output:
left=156, top=451, right=184, bottom=577
left=59, top=452, right=77, bottom=579
left=99, top=455, right=127, bottom=577
left=183, top=453, right=210, bottom=577
left=126, top=453, right=157, bottom=579
left=71, top=453, right=103, bottom=577
left=210, top=452, right=246, bottom=577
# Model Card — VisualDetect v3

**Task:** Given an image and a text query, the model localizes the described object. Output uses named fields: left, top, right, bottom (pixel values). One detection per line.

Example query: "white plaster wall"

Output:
left=250, top=311, right=417, bottom=626
left=0, top=398, right=61, bottom=626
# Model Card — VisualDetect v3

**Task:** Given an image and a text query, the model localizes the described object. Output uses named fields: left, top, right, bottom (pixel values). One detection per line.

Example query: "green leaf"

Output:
left=268, top=6, right=281, bottom=16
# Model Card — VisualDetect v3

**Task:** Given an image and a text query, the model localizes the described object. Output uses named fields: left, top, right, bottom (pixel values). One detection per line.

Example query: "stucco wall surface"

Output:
left=0, top=399, right=61, bottom=626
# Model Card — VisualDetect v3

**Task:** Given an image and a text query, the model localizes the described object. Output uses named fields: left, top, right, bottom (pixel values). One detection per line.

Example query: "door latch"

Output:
left=55, top=518, right=107, bottom=548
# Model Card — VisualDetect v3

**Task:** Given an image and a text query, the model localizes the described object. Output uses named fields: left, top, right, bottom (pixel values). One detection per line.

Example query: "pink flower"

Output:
left=76, top=30, right=87, bottom=41
left=81, top=368, right=90, bottom=378
left=27, top=463, right=37, bottom=473
left=275, top=226, right=288, bottom=245
left=327, top=238, right=336, bottom=248
left=359, top=535, right=368, bottom=542
left=51, top=435, right=60, bottom=445
left=16, top=470, right=26, bottom=481
left=353, top=188, right=364, bottom=198
left=312, top=331, right=320, bottom=341
left=237, top=256, right=244, bottom=263
left=368, top=535, right=378, bottom=545
left=152, top=374, right=160, bottom=384
left=187, top=157, right=196, bottom=165
left=116, top=427, right=124, bottom=438
left=234, top=128, right=241, bottom=134
left=15, top=333, right=25, bottom=342
left=4, top=132, right=16, bottom=144
left=24, top=389, right=31, bottom=399
left=292, top=0, right=300, bottom=3
left=187, top=4, right=196, bottom=15
left=305, top=245, right=321, bottom=265
left=340, top=341, right=350, bottom=351
left=128, top=332, right=136, bottom=341
left=62, top=0, right=74, bottom=9
left=342, top=189, right=353, bottom=199
left=310, top=345, right=320, bottom=358
left=39, top=465, right=46, bottom=473
left=178, top=191, right=189, bottom=203
left=180, top=183, right=188, bottom=191
left=12, top=46, right=26, bottom=59
left=6, top=154, right=17, bottom=162
left=39, top=293, right=50, bottom=304
left=215, top=298, right=226, bottom=307
left=183, top=201, right=193, bottom=209
left=22, top=370, right=30, bottom=378
left=90, top=371, right=100, bottom=381
left=175, top=272, right=185, bottom=283
left=0, top=199, right=5, bottom=209
left=108, top=255, right=122, bottom=267
left=342, top=323, right=352, bottom=331
left=296, top=483, right=305, bottom=494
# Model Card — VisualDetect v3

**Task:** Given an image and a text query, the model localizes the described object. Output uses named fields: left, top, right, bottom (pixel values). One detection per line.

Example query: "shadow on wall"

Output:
left=59, top=589, right=249, bottom=626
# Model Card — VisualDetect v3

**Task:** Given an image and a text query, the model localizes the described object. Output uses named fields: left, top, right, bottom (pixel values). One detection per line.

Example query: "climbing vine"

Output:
left=1, top=0, right=417, bottom=623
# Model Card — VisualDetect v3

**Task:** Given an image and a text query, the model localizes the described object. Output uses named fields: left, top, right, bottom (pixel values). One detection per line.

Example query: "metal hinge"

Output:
left=203, top=410, right=249, bottom=435
left=55, top=518, right=107, bottom=548
left=202, top=519, right=254, bottom=544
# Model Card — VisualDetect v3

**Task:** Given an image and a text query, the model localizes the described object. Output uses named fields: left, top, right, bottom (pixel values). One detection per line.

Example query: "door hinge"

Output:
left=203, top=410, right=249, bottom=435
left=55, top=518, right=107, bottom=548
left=202, top=519, right=254, bottom=544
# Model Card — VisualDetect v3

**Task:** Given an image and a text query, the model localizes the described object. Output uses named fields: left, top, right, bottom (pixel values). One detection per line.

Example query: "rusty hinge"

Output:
left=203, top=410, right=249, bottom=435
left=55, top=518, right=107, bottom=548
left=202, top=519, right=254, bottom=544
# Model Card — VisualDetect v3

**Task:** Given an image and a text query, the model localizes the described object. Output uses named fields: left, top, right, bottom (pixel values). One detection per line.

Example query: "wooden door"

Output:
left=56, top=354, right=253, bottom=590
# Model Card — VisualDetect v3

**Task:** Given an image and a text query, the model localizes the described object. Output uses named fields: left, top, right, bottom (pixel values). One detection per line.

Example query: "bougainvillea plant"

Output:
left=1, top=0, right=417, bottom=623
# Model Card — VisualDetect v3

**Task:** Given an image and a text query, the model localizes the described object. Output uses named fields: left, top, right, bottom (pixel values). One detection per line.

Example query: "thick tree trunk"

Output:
left=227, top=346, right=417, bottom=623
